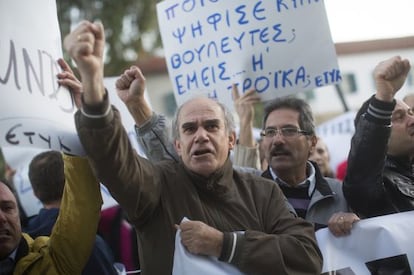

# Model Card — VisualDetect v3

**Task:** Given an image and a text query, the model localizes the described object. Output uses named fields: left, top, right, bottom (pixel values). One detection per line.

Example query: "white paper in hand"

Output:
left=172, top=217, right=244, bottom=275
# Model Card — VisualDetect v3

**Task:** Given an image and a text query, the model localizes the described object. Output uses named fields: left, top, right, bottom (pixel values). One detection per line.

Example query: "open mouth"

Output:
left=0, top=229, right=11, bottom=238
left=271, top=149, right=290, bottom=157
left=193, top=149, right=213, bottom=156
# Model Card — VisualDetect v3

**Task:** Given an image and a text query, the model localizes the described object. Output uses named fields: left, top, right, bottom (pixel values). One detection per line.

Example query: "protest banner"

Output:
left=0, top=0, right=84, bottom=154
left=0, top=1, right=152, bottom=214
left=316, top=211, right=414, bottom=274
left=1, top=77, right=148, bottom=216
left=157, top=0, right=340, bottom=107
left=0, top=0, right=150, bottom=154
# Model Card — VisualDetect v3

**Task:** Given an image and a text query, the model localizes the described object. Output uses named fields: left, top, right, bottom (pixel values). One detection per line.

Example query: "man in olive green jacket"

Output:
left=0, top=155, right=102, bottom=275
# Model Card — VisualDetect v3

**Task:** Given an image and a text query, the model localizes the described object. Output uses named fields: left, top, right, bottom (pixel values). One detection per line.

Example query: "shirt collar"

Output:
left=269, top=161, right=316, bottom=197
left=8, top=248, right=17, bottom=261
left=1, top=247, right=17, bottom=264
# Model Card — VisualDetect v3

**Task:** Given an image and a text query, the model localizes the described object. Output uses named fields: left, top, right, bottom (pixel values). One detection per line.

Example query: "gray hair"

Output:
left=172, top=98, right=236, bottom=140
left=262, top=96, right=315, bottom=135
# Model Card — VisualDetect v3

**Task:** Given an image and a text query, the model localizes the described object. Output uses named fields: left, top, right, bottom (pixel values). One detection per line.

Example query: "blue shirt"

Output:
left=24, top=208, right=117, bottom=275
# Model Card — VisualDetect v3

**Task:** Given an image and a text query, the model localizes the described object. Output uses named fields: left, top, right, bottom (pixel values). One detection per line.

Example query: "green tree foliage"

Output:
left=57, top=0, right=163, bottom=76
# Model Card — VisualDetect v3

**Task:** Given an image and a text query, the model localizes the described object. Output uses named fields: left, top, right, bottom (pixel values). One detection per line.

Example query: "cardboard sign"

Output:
left=157, top=0, right=340, bottom=107
left=0, top=0, right=84, bottom=154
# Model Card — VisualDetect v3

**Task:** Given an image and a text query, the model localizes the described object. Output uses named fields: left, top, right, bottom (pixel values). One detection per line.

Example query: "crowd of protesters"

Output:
left=1, top=18, right=413, bottom=275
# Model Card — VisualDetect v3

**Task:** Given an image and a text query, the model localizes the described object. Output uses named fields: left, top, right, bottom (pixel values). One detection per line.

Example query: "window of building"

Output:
left=339, top=73, right=357, bottom=94
left=163, top=93, right=177, bottom=117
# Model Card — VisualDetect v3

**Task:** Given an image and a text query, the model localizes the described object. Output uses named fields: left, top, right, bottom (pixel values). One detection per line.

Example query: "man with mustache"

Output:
left=232, top=92, right=359, bottom=236
left=64, top=21, right=323, bottom=274
left=343, top=56, right=414, bottom=218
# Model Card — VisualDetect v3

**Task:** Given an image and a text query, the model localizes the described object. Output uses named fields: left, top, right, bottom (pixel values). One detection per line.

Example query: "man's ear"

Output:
left=174, top=139, right=182, bottom=156
left=33, top=190, right=40, bottom=201
left=228, top=131, right=236, bottom=150
left=307, top=135, right=318, bottom=158
left=310, top=135, right=318, bottom=148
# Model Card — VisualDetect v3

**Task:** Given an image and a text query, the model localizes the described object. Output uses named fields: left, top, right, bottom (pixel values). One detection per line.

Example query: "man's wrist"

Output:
left=80, top=72, right=105, bottom=105
left=127, top=100, right=152, bottom=126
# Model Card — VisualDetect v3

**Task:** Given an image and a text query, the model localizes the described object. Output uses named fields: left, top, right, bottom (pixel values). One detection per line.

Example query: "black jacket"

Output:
left=343, top=96, right=414, bottom=218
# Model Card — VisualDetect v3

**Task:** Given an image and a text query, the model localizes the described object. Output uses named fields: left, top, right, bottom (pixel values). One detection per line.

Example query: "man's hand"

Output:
left=5, top=164, right=16, bottom=183
left=176, top=220, right=223, bottom=257
left=57, top=58, right=82, bottom=109
left=116, top=66, right=146, bottom=104
left=63, top=21, right=105, bottom=104
left=374, top=56, right=411, bottom=102
left=116, top=66, right=151, bottom=125
left=327, top=212, right=360, bottom=237
left=232, top=84, right=260, bottom=147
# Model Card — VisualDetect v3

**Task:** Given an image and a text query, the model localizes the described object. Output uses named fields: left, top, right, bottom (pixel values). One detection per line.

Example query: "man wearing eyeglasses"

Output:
left=232, top=91, right=359, bottom=236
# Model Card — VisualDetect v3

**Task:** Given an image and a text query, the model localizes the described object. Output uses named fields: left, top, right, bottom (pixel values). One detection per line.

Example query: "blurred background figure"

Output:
left=309, top=136, right=335, bottom=178
left=403, top=93, right=414, bottom=108
left=335, top=160, right=348, bottom=181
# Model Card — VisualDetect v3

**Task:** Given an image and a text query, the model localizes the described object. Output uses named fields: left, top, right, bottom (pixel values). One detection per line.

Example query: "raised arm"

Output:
left=65, top=21, right=162, bottom=223
left=232, top=84, right=261, bottom=170
left=343, top=56, right=411, bottom=217
left=64, top=21, right=106, bottom=105
left=50, top=154, right=103, bottom=274
left=116, top=66, right=178, bottom=162
left=116, top=66, right=152, bottom=126
left=374, top=56, right=411, bottom=102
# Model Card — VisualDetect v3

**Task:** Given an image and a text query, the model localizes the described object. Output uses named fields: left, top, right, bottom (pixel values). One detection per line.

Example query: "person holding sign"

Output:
left=64, top=21, right=323, bottom=274
left=0, top=154, right=103, bottom=274
left=343, top=56, right=414, bottom=218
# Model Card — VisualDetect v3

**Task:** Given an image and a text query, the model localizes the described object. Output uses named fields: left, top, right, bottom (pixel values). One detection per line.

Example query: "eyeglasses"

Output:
left=260, top=127, right=310, bottom=138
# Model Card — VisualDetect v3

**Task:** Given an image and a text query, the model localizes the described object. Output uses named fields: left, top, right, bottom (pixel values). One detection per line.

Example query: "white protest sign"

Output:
left=316, top=211, right=414, bottom=274
left=0, top=0, right=84, bottom=155
left=0, top=0, right=152, bottom=158
left=315, top=111, right=356, bottom=176
left=157, top=0, right=340, bottom=107
left=2, top=77, right=148, bottom=215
